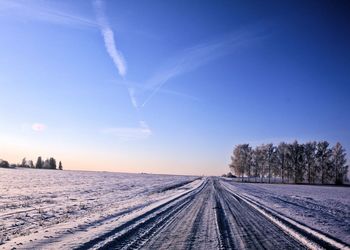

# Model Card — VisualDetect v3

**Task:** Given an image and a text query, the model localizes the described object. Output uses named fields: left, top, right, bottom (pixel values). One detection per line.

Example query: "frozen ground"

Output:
left=1, top=169, right=349, bottom=250
left=223, top=179, right=350, bottom=245
left=0, top=168, right=200, bottom=249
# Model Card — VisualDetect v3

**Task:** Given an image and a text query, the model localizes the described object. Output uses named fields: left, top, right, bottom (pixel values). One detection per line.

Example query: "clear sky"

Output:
left=0, top=0, right=349, bottom=175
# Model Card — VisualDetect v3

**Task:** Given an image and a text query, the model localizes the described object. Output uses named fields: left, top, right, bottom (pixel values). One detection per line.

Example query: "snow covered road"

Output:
left=75, top=178, right=349, bottom=250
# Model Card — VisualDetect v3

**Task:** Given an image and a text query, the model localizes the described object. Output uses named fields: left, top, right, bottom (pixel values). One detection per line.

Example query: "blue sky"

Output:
left=0, top=0, right=349, bottom=175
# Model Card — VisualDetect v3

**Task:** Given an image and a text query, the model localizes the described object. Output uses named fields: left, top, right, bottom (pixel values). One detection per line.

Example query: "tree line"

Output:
left=0, top=156, right=63, bottom=170
left=229, top=141, right=348, bottom=185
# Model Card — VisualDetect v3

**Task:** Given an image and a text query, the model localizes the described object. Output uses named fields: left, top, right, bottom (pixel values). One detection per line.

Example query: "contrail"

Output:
left=128, top=87, right=138, bottom=108
left=141, top=81, right=167, bottom=107
left=93, top=0, right=140, bottom=109
left=93, top=0, right=126, bottom=77
left=141, top=29, right=264, bottom=107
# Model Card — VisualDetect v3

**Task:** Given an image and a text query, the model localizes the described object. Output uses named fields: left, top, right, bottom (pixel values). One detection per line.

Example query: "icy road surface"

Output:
left=222, top=179, right=350, bottom=246
left=76, top=178, right=349, bottom=250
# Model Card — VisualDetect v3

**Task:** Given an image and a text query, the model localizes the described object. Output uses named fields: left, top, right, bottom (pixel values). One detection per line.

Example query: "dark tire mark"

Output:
left=75, top=178, right=347, bottom=250
left=226, top=189, right=349, bottom=250
left=214, top=193, right=235, bottom=249
left=74, top=181, right=206, bottom=250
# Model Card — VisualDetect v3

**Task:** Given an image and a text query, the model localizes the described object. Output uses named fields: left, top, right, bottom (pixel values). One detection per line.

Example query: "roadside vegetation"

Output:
left=0, top=156, right=63, bottom=170
left=229, top=141, right=348, bottom=185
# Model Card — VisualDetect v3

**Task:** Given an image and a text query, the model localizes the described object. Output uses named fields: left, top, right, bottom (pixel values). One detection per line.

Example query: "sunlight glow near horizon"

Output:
left=0, top=0, right=349, bottom=175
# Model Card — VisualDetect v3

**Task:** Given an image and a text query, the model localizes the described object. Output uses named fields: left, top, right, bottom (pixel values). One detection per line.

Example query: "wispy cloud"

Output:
left=93, top=0, right=127, bottom=77
left=101, top=121, right=152, bottom=140
left=31, top=123, right=47, bottom=132
left=0, top=0, right=97, bottom=28
left=141, top=29, right=264, bottom=107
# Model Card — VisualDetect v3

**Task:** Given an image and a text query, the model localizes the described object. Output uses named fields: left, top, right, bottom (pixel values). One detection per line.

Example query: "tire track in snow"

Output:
left=214, top=179, right=305, bottom=249
left=75, top=177, right=348, bottom=250
left=221, top=180, right=350, bottom=250
left=74, top=179, right=207, bottom=250
left=144, top=179, right=220, bottom=250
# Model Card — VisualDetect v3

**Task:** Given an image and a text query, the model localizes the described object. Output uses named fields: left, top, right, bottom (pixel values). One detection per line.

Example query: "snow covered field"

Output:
left=223, top=179, right=350, bottom=245
left=0, top=168, right=200, bottom=249
left=1, top=168, right=349, bottom=249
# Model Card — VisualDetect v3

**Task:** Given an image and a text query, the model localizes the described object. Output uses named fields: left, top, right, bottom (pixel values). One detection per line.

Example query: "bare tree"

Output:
left=252, top=147, right=264, bottom=182
left=21, top=158, right=27, bottom=168
left=331, top=142, right=348, bottom=184
left=49, top=158, right=57, bottom=169
left=27, top=160, right=34, bottom=168
left=0, top=160, right=10, bottom=168
left=261, top=144, right=276, bottom=183
left=243, top=145, right=253, bottom=182
left=304, top=141, right=317, bottom=184
left=59, top=161, right=63, bottom=170
left=35, top=156, right=43, bottom=169
left=287, top=141, right=304, bottom=183
left=316, top=141, right=332, bottom=184
left=229, top=144, right=252, bottom=182
left=259, top=145, right=268, bottom=182
left=277, top=142, right=288, bottom=183
left=229, top=141, right=348, bottom=185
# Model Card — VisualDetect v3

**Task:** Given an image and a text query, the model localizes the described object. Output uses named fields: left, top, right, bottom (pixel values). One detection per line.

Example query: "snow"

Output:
left=0, top=168, right=200, bottom=249
left=224, top=180, right=350, bottom=245
left=2, top=168, right=348, bottom=249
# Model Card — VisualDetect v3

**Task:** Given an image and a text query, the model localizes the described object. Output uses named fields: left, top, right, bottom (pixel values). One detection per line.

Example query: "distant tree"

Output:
left=251, top=149, right=257, bottom=182
left=259, top=145, right=268, bottom=182
left=35, top=156, right=43, bottom=169
left=288, top=141, right=305, bottom=184
left=230, top=146, right=244, bottom=181
left=316, top=141, right=332, bottom=184
left=21, top=158, right=28, bottom=168
left=245, top=145, right=253, bottom=181
left=277, top=142, right=288, bottom=183
left=230, top=144, right=252, bottom=182
left=257, top=144, right=274, bottom=183
left=43, top=159, right=50, bottom=169
left=226, top=172, right=235, bottom=178
left=222, top=172, right=235, bottom=178
left=49, top=158, right=57, bottom=169
left=252, top=147, right=264, bottom=182
left=58, top=161, right=63, bottom=170
left=27, top=160, right=34, bottom=168
left=343, top=166, right=349, bottom=183
left=285, top=149, right=293, bottom=183
left=0, top=160, right=10, bottom=168
left=304, top=142, right=317, bottom=184
left=229, top=161, right=235, bottom=178
left=331, top=143, right=348, bottom=184
left=262, top=143, right=276, bottom=183
left=229, top=140, right=348, bottom=185
left=272, top=153, right=280, bottom=183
